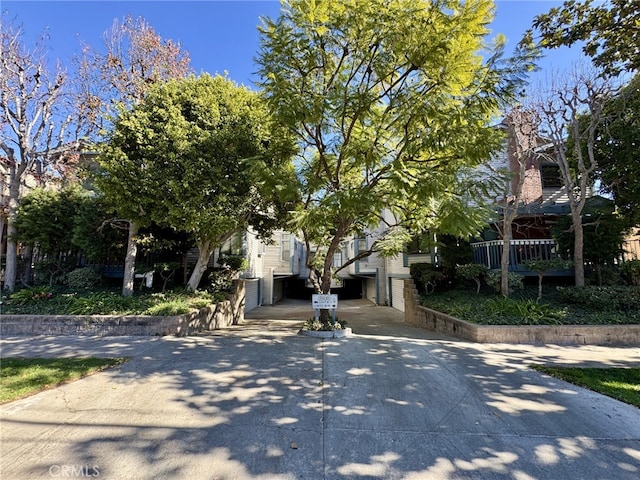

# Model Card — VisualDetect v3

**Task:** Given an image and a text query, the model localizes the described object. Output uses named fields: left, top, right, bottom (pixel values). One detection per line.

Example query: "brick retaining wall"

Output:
left=404, top=279, right=640, bottom=346
left=0, top=280, right=245, bottom=337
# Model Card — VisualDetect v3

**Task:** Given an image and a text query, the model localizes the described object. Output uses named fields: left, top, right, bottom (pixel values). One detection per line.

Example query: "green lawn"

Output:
left=0, top=357, right=126, bottom=404
left=531, top=366, right=640, bottom=408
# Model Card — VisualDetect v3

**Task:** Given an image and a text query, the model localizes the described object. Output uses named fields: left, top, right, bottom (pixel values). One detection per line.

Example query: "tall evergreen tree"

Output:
left=96, top=74, right=294, bottom=291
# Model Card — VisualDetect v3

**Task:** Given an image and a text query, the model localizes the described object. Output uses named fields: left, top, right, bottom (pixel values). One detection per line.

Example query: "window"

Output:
left=355, top=238, right=367, bottom=254
left=219, top=232, right=245, bottom=256
left=333, top=251, right=343, bottom=268
left=281, top=233, right=291, bottom=262
left=541, top=165, right=563, bottom=188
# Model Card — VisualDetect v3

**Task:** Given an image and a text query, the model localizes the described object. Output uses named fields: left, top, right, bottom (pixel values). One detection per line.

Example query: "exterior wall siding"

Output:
left=364, top=277, right=377, bottom=303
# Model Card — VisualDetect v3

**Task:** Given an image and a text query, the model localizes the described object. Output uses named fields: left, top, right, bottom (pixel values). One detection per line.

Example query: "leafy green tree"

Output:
left=523, top=259, right=573, bottom=301
left=456, top=263, right=488, bottom=295
left=552, top=200, right=630, bottom=286
left=409, top=263, right=444, bottom=295
left=591, top=74, right=640, bottom=226
left=257, top=0, right=536, bottom=319
left=438, top=235, right=473, bottom=275
left=526, top=0, right=640, bottom=76
left=77, top=15, right=192, bottom=296
left=16, top=186, right=85, bottom=285
left=71, top=196, right=128, bottom=265
left=96, top=74, right=293, bottom=291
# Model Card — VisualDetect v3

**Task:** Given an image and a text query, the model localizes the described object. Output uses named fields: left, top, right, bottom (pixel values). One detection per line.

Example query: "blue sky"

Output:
left=1, top=0, right=585, bottom=88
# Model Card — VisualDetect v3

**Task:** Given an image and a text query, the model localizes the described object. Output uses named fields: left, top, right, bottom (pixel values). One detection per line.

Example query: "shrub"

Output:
left=409, top=262, right=443, bottom=294
left=523, top=259, right=573, bottom=300
left=420, top=285, right=639, bottom=325
left=66, top=267, right=101, bottom=290
left=2, top=288, right=218, bottom=316
left=302, top=317, right=347, bottom=331
left=144, top=300, right=191, bottom=316
left=456, top=263, right=487, bottom=294
left=208, top=270, right=234, bottom=295
left=66, top=291, right=140, bottom=315
left=218, top=255, right=248, bottom=273
left=485, top=270, right=523, bottom=293
left=620, top=259, right=640, bottom=285
left=9, top=286, right=54, bottom=305
left=557, top=286, right=640, bottom=312
left=484, top=297, right=560, bottom=325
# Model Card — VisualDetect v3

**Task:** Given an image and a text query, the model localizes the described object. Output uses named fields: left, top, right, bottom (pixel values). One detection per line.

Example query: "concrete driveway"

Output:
left=1, top=299, right=639, bottom=479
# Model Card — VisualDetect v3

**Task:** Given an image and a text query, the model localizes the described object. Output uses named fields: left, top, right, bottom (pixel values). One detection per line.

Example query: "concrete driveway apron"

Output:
left=1, top=299, right=639, bottom=479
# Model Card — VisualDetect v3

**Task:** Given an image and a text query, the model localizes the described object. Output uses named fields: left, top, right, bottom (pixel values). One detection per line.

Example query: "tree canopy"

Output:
left=527, top=0, right=640, bottom=76
left=256, top=0, right=536, bottom=296
left=96, top=74, right=294, bottom=290
left=76, top=14, right=193, bottom=132
left=552, top=198, right=629, bottom=286
left=592, top=73, right=640, bottom=226
left=15, top=187, right=83, bottom=258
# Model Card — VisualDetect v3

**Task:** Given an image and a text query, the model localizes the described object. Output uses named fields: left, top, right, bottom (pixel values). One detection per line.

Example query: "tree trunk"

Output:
left=318, top=261, right=336, bottom=324
left=21, top=244, right=33, bottom=285
left=537, top=273, right=544, bottom=301
left=187, top=240, right=213, bottom=291
left=500, top=226, right=512, bottom=297
left=0, top=215, right=5, bottom=275
left=122, top=220, right=139, bottom=296
left=572, top=212, right=585, bottom=287
left=3, top=222, right=18, bottom=292
left=3, top=176, right=21, bottom=292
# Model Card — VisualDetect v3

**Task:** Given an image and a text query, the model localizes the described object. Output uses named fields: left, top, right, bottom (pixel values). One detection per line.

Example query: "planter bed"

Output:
left=0, top=300, right=240, bottom=337
left=403, top=280, right=640, bottom=346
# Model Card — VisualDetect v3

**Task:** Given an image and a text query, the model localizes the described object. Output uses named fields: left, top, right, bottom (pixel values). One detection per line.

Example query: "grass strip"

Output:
left=0, top=357, right=126, bottom=404
left=531, top=366, right=640, bottom=408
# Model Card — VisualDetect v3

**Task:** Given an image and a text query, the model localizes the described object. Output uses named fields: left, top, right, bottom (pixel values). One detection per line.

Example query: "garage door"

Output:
left=244, top=279, right=259, bottom=312
left=391, top=278, right=405, bottom=312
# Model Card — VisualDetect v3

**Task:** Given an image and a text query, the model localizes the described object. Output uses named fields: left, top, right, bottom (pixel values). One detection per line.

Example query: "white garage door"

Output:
left=391, top=278, right=405, bottom=312
left=244, top=279, right=259, bottom=312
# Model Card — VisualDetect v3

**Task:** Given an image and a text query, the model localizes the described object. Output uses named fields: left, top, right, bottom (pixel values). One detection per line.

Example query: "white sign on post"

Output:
left=312, top=294, right=338, bottom=310
left=312, top=294, right=338, bottom=322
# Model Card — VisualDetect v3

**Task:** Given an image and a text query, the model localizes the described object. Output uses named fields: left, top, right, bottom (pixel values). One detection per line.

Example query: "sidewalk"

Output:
left=1, top=299, right=639, bottom=479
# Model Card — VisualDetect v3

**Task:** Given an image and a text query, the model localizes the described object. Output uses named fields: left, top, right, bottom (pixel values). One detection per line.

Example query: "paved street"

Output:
left=1, top=299, right=639, bottom=479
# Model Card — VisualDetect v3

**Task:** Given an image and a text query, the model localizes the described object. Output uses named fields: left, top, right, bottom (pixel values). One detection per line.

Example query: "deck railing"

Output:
left=471, top=239, right=562, bottom=273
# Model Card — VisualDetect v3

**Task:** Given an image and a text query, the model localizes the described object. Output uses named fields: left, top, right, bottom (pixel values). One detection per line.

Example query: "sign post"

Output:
left=312, top=294, right=338, bottom=323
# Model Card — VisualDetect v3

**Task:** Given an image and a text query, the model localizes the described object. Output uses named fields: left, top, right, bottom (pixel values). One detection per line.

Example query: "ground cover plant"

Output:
left=0, top=357, right=126, bottom=404
left=302, top=317, right=348, bottom=332
left=420, top=284, right=640, bottom=325
left=1, top=287, right=219, bottom=316
left=531, top=366, right=640, bottom=408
